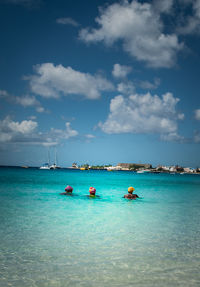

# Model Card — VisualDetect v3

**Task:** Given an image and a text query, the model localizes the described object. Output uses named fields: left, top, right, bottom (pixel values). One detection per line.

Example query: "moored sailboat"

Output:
left=50, top=148, right=61, bottom=169
left=39, top=150, right=50, bottom=170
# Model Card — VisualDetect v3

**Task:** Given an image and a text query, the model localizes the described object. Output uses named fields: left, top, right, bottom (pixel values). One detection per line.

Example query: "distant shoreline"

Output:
left=0, top=165, right=200, bottom=175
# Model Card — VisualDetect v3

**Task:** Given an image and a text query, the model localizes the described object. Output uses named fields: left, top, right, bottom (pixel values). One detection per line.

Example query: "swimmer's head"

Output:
left=89, top=187, right=96, bottom=195
left=65, top=185, right=73, bottom=193
left=128, top=186, right=135, bottom=194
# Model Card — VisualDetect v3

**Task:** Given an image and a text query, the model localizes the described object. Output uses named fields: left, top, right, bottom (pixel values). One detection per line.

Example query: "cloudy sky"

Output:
left=0, top=0, right=200, bottom=167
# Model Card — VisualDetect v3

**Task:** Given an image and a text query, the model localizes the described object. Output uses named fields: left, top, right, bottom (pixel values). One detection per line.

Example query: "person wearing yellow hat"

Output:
left=124, top=186, right=139, bottom=199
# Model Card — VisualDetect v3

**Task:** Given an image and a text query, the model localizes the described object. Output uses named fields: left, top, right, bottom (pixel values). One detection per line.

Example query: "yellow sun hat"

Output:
left=128, top=186, right=135, bottom=193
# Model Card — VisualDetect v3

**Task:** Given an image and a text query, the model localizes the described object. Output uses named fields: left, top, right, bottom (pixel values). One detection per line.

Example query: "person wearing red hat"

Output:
left=124, top=186, right=139, bottom=199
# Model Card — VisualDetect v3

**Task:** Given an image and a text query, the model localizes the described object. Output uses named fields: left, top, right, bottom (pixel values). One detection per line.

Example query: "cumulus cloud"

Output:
left=194, top=109, right=200, bottom=120
left=16, top=95, right=46, bottom=113
left=160, top=132, right=184, bottom=142
left=8, top=119, right=37, bottom=134
left=0, top=117, right=78, bottom=146
left=50, top=122, right=78, bottom=140
left=112, top=63, right=132, bottom=78
left=15, top=95, right=39, bottom=107
left=176, top=0, right=200, bottom=35
left=56, top=17, right=79, bottom=27
left=36, top=106, right=45, bottom=113
left=79, top=0, right=183, bottom=68
left=139, top=78, right=160, bottom=90
left=0, top=90, right=46, bottom=113
left=0, top=116, right=38, bottom=143
left=153, top=0, right=173, bottom=13
left=28, top=63, right=114, bottom=100
left=117, top=81, right=135, bottom=94
left=99, top=92, right=184, bottom=141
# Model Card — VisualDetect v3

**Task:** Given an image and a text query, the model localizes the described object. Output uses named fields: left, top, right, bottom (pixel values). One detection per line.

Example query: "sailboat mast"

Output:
left=48, top=149, right=50, bottom=166
left=55, top=148, right=57, bottom=165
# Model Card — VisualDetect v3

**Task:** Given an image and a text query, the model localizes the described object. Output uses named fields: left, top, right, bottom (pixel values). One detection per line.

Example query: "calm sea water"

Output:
left=0, top=167, right=200, bottom=287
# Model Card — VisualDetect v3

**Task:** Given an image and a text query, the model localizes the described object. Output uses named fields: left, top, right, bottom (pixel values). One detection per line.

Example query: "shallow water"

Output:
left=0, top=167, right=200, bottom=287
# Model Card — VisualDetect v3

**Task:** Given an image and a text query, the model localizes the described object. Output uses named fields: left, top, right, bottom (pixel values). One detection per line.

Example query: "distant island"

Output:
left=1, top=162, right=199, bottom=174
left=70, top=162, right=200, bottom=174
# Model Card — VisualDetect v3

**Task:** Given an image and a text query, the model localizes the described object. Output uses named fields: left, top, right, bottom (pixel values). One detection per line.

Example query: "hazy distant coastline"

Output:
left=1, top=162, right=200, bottom=175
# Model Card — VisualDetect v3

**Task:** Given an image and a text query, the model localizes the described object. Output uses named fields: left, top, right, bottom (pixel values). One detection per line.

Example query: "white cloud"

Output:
left=0, top=90, right=9, bottom=97
left=29, top=115, right=37, bottom=120
left=35, top=107, right=43, bottom=113
left=56, top=17, right=79, bottom=27
left=39, top=122, right=78, bottom=146
left=153, top=0, right=173, bottom=13
left=176, top=0, right=200, bottom=35
left=112, top=63, right=132, bottom=78
left=194, top=109, right=200, bottom=120
left=8, top=119, right=37, bottom=134
left=28, top=63, right=114, bottom=100
left=50, top=122, right=78, bottom=140
left=160, top=132, right=184, bottom=142
left=117, top=81, right=135, bottom=94
left=0, top=116, right=38, bottom=143
left=0, top=90, right=46, bottom=113
left=15, top=95, right=39, bottom=107
left=85, top=134, right=95, bottom=139
left=79, top=0, right=183, bottom=68
left=0, top=117, right=78, bottom=146
left=139, top=78, right=160, bottom=90
left=177, top=113, right=185, bottom=120
left=99, top=92, right=184, bottom=141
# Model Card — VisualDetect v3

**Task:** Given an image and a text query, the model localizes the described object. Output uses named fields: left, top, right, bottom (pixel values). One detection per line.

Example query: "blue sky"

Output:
left=0, top=0, right=200, bottom=167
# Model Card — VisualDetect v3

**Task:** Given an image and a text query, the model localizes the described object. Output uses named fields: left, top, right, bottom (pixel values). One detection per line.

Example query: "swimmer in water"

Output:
left=89, top=187, right=96, bottom=197
left=88, top=187, right=100, bottom=198
left=60, top=185, right=73, bottom=195
left=124, top=186, right=139, bottom=199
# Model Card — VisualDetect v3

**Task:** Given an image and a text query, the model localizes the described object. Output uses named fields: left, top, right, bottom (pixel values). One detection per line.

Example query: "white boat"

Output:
left=50, top=149, right=61, bottom=169
left=50, top=163, right=61, bottom=169
left=137, top=169, right=151, bottom=173
left=39, top=163, right=50, bottom=170
left=39, top=150, right=50, bottom=170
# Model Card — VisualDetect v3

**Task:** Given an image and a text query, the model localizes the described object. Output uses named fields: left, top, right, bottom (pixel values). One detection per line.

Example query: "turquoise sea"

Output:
left=0, top=167, right=200, bottom=287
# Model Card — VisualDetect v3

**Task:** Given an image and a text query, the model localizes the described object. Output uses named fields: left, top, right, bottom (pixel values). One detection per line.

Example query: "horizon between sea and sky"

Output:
left=0, top=0, right=200, bottom=168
